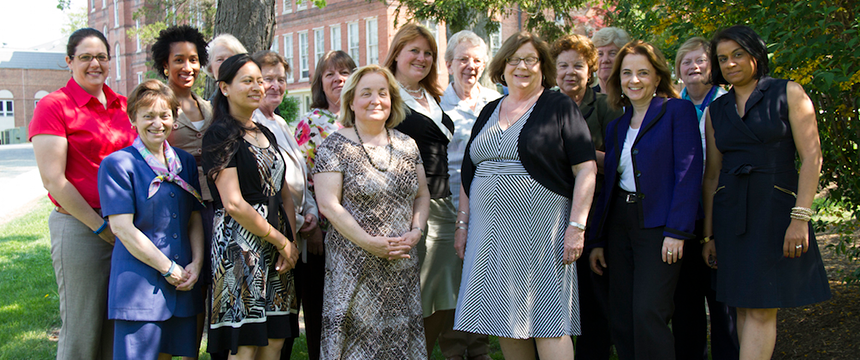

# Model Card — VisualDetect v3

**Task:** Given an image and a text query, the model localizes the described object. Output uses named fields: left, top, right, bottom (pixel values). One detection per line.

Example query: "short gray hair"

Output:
left=205, top=34, right=248, bottom=75
left=591, top=27, right=630, bottom=49
left=444, top=30, right=489, bottom=64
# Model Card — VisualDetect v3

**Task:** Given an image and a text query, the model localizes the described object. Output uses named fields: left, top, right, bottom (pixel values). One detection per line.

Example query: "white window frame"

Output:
left=283, top=33, right=294, bottom=83
left=490, top=26, right=502, bottom=57
left=330, top=24, right=341, bottom=51
left=365, top=17, right=378, bottom=65
left=0, top=100, right=13, bottom=117
left=91, top=0, right=96, bottom=12
left=314, top=27, right=325, bottom=66
left=115, top=44, right=121, bottom=80
left=271, top=34, right=279, bottom=52
left=296, top=0, right=306, bottom=11
left=347, top=21, right=359, bottom=65
left=298, top=31, right=309, bottom=81
left=137, top=72, right=143, bottom=84
left=282, top=0, right=292, bottom=14
left=113, top=0, right=119, bottom=27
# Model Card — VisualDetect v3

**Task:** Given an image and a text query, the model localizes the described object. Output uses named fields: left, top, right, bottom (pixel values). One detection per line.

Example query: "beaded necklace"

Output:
left=354, top=127, right=392, bottom=172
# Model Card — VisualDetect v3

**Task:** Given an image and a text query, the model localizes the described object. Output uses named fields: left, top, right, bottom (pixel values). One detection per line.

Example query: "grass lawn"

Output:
left=0, top=198, right=597, bottom=360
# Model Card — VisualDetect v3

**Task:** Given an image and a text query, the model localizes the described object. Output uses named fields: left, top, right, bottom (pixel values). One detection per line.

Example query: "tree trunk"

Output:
left=206, top=0, right=276, bottom=95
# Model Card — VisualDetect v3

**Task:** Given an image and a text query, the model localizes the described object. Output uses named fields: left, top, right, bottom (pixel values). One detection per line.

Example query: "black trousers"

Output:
left=605, top=191, right=682, bottom=360
left=672, top=221, right=740, bottom=360
left=574, top=250, right=612, bottom=360
left=281, top=251, right=326, bottom=360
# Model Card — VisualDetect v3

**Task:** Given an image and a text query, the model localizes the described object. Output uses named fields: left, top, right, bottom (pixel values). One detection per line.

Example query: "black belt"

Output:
left=616, top=189, right=643, bottom=203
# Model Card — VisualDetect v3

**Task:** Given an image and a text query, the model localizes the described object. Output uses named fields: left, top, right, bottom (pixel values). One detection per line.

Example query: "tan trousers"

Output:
left=49, top=210, right=114, bottom=360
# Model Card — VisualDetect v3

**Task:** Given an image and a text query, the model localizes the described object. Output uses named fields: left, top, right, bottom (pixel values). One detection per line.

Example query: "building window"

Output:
left=365, top=18, right=378, bottom=65
left=115, top=44, right=121, bottom=79
left=420, top=19, right=438, bottom=40
left=347, top=22, right=359, bottom=65
left=113, top=0, right=119, bottom=27
left=314, top=27, right=325, bottom=66
left=0, top=100, right=13, bottom=117
left=135, top=20, right=141, bottom=52
left=91, top=0, right=95, bottom=12
left=284, top=34, right=294, bottom=82
left=297, top=0, right=306, bottom=11
left=103, top=25, right=108, bottom=41
left=299, top=31, right=309, bottom=80
left=282, top=0, right=292, bottom=13
left=102, top=0, right=106, bottom=9
left=137, top=72, right=143, bottom=84
left=271, top=35, right=279, bottom=52
left=330, top=24, right=341, bottom=51
left=489, top=27, right=502, bottom=57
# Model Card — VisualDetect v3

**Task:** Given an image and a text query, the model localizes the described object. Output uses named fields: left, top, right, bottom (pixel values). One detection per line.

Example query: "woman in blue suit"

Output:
left=589, top=40, right=703, bottom=360
left=98, top=80, right=205, bottom=360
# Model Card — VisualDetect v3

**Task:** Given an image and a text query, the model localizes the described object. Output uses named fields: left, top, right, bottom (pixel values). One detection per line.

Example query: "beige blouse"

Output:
left=167, top=92, right=214, bottom=201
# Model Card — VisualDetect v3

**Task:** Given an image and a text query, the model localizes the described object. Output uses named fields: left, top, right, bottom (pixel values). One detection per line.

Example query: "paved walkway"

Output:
left=0, top=144, right=48, bottom=225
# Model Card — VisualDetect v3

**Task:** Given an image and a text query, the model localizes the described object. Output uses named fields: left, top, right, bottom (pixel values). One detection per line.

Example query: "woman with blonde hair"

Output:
left=314, top=64, right=430, bottom=359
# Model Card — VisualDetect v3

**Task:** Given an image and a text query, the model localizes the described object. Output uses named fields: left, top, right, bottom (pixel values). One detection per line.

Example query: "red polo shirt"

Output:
left=29, top=78, right=136, bottom=208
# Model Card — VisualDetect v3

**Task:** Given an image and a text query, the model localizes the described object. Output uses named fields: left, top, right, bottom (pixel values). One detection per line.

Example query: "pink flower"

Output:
left=295, top=121, right=311, bottom=146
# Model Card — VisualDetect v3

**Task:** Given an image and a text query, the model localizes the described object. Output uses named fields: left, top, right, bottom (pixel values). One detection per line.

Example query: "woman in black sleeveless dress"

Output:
left=701, top=26, right=831, bottom=360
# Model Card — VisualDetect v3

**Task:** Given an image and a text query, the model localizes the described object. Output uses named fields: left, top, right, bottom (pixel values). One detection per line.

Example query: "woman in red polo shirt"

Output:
left=29, top=28, right=136, bottom=360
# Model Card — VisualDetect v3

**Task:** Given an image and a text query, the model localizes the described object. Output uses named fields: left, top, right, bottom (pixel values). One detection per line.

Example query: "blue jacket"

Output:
left=591, top=97, right=703, bottom=242
left=98, top=146, right=205, bottom=321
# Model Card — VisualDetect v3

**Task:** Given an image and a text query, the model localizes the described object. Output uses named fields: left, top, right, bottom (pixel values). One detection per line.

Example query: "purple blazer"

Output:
left=591, top=97, right=703, bottom=242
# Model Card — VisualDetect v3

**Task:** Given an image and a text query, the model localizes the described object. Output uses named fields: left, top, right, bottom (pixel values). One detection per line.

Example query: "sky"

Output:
left=0, top=0, right=87, bottom=49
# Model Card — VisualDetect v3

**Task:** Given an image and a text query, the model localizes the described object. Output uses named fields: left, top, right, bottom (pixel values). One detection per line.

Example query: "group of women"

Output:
left=30, top=21, right=831, bottom=360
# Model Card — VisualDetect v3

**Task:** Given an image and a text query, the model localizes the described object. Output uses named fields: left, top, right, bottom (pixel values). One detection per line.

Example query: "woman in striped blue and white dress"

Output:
left=453, top=32, right=597, bottom=359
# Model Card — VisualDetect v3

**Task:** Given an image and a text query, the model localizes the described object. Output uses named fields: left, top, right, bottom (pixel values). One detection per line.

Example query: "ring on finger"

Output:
left=667, top=250, right=673, bottom=256
left=795, top=244, right=802, bottom=249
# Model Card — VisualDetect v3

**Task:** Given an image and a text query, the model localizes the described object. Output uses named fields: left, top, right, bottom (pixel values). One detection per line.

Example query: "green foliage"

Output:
left=60, top=5, right=88, bottom=38
left=278, top=95, right=302, bottom=124
left=126, top=0, right=217, bottom=51
left=394, top=0, right=612, bottom=43
left=613, top=0, right=859, bottom=282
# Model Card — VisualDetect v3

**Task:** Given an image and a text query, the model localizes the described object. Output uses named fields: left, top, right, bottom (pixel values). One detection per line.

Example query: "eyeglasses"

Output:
left=74, top=53, right=110, bottom=63
left=506, top=56, right=540, bottom=66
left=455, top=57, right=484, bottom=66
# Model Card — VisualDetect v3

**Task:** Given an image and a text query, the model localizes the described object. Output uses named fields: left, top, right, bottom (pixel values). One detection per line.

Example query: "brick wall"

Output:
left=0, top=68, right=71, bottom=128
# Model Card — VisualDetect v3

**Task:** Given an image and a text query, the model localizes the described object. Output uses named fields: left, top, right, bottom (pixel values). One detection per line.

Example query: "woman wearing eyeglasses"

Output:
left=454, top=32, right=597, bottom=360
left=30, top=28, right=137, bottom=359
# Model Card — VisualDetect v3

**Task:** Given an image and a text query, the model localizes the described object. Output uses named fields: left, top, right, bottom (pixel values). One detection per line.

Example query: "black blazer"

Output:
left=395, top=106, right=455, bottom=199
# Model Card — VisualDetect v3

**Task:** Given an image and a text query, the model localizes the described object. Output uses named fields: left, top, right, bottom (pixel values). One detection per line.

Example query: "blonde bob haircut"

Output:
left=487, top=31, right=556, bottom=89
left=674, top=37, right=710, bottom=81
left=383, top=23, right=442, bottom=103
left=339, top=65, right=406, bottom=129
left=606, top=40, right=680, bottom=110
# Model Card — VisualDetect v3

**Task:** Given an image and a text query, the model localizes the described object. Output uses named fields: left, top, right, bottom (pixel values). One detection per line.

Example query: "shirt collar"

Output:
left=64, top=77, right=120, bottom=108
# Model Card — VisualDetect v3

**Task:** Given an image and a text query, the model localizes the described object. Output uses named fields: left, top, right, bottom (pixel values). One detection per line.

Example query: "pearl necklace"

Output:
left=398, top=81, right=425, bottom=100
left=354, top=127, right=392, bottom=172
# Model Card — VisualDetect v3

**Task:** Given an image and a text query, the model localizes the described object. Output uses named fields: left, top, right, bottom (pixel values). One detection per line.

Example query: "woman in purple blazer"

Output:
left=588, top=40, right=703, bottom=360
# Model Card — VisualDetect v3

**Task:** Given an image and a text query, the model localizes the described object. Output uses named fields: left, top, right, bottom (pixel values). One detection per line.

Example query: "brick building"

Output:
left=0, top=50, right=70, bottom=143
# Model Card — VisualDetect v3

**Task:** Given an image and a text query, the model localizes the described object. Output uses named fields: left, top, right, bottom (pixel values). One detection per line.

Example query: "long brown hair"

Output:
left=606, top=40, right=679, bottom=109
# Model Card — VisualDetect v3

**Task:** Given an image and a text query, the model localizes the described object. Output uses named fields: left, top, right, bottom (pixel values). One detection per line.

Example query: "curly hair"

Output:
left=151, top=25, right=209, bottom=79
left=127, top=79, right=180, bottom=122
left=551, top=34, right=598, bottom=86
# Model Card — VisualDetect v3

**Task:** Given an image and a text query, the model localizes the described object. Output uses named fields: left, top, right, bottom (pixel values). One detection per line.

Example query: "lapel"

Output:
left=175, top=92, right=211, bottom=133
left=720, top=81, right=763, bottom=142
left=580, top=88, right=596, bottom=120
left=633, top=97, right=668, bottom=146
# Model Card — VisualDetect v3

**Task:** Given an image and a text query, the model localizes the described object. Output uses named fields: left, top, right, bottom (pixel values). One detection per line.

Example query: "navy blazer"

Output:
left=592, top=97, right=703, bottom=242
left=98, top=147, right=205, bottom=321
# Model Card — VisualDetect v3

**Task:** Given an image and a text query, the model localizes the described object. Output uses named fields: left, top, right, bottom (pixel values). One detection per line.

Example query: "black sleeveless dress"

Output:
left=710, top=77, right=831, bottom=308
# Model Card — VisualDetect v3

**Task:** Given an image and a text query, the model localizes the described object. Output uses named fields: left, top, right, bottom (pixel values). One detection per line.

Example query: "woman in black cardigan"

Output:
left=452, top=31, right=597, bottom=360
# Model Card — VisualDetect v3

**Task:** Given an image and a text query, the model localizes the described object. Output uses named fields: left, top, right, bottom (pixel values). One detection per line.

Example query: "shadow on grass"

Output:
left=0, top=235, right=40, bottom=243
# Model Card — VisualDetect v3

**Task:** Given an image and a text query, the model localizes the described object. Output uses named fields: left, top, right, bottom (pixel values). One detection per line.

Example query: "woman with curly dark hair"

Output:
left=150, top=25, right=214, bottom=356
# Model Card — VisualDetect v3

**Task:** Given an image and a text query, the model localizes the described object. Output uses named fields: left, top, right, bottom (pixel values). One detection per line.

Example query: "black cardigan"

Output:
left=461, top=89, right=595, bottom=198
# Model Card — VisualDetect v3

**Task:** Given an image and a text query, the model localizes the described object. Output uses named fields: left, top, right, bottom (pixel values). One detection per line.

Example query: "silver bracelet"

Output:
left=456, top=225, right=468, bottom=231
left=161, top=260, right=176, bottom=277
left=412, top=226, right=424, bottom=234
left=568, top=221, right=586, bottom=230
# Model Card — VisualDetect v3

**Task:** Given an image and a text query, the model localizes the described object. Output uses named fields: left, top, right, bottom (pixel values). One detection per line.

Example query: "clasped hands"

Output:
left=164, top=261, right=201, bottom=291
left=369, top=228, right=422, bottom=260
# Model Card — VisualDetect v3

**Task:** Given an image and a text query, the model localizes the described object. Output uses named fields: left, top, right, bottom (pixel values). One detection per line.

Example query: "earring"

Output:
left=222, top=92, right=227, bottom=96
left=164, top=69, right=169, bottom=77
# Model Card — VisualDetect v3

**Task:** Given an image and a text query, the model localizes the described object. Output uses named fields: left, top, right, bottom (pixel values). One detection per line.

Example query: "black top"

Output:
left=202, top=125, right=282, bottom=208
left=462, top=89, right=596, bottom=198
left=395, top=106, right=455, bottom=199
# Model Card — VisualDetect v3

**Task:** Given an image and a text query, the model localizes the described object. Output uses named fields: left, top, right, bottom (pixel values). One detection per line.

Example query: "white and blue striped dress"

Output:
left=454, top=101, right=580, bottom=339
